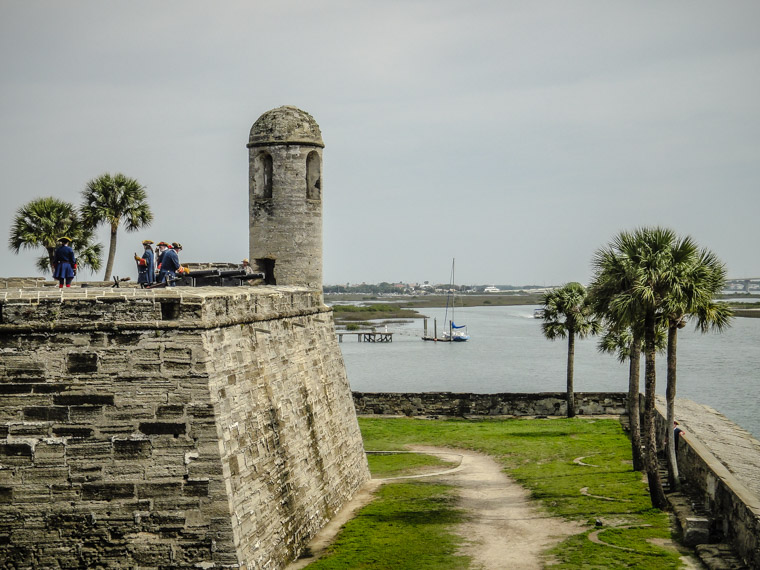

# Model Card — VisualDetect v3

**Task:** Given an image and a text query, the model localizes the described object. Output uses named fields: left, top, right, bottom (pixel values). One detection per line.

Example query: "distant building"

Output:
left=484, top=286, right=500, bottom=293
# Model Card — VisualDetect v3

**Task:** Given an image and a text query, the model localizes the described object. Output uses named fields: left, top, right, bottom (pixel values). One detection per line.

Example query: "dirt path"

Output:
left=411, top=446, right=584, bottom=569
left=287, top=446, right=583, bottom=569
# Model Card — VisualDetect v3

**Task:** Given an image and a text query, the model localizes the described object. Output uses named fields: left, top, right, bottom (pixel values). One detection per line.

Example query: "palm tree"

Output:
left=661, top=241, right=733, bottom=490
left=80, top=173, right=153, bottom=281
left=588, top=227, right=675, bottom=509
left=540, top=282, right=601, bottom=418
left=9, top=197, right=103, bottom=275
left=588, top=245, right=644, bottom=469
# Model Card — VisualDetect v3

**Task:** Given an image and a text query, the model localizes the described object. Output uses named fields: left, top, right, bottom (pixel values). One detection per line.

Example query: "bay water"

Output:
left=338, top=305, right=760, bottom=439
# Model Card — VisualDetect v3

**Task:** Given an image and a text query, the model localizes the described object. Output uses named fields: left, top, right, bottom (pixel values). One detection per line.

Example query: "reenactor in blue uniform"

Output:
left=156, top=241, right=180, bottom=286
left=52, top=236, right=77, bottom=288
left=134, top=239, right=155, bottom=286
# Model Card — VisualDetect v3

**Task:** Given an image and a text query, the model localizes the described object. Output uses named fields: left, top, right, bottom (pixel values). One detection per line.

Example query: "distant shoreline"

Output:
left=325, top=293, right=760, bottom=320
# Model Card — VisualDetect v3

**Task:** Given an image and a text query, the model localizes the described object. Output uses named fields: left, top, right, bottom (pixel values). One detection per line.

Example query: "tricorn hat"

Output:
left=142, top=239, right=154, bottom=245
left=57, top=236, right=71, bottom=243
left=157, top=241, right=169, bottom=247
left=171, top=242, right=182, bottom=250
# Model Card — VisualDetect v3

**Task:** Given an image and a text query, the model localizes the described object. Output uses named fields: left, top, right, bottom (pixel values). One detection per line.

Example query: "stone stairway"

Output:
left=657, top=455, right=749, bottom=569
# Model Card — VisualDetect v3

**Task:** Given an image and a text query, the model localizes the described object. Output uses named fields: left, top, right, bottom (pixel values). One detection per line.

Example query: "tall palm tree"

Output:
left=540, top=282, right=600, bottom=418
left=661, top=241, right=733, bottom=490
left=80, top=173, right=153, bottom=281
left=9, top=197, right=103, bottom=275
left=588, top=227, right=676, bottom=509
left=588, top=245, right=644, bottom=469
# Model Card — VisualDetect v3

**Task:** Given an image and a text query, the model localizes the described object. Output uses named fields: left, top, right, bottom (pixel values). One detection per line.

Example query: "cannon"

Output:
left=141, top=269, right=265, bottom=289
left=238, top=273, right=265, bottom=281
left=186, top=269, right=220, bottom=278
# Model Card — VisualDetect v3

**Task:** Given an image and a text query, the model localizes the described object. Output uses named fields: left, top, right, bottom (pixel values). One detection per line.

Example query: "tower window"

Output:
left=254, top=152, right=273, bottom=199
left=306, top=151, right=321, bottom=200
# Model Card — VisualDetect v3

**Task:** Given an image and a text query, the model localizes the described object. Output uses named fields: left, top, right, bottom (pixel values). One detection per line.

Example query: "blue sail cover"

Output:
left=452, top=323, right=466, bottom=329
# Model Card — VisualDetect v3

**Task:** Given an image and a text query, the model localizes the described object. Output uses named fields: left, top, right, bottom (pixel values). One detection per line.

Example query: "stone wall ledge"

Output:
left=0, top=286, right=328, bottom=331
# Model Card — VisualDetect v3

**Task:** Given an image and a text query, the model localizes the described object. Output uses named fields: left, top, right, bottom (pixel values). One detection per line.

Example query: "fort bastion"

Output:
left=0, top=107, right=370, bottom=569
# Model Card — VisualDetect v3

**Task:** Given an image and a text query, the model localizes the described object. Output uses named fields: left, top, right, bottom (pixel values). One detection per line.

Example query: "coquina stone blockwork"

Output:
left=0, top=286, right=369, bottom=569
left=352, top=391, right=628, bottom=418
left=248, top=106, right=324, bottom=291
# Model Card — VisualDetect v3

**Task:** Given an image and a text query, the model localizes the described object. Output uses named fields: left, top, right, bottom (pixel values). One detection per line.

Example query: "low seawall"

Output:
left=0, top=286, right=369, bottom=569
left=352, top=391, right=628, bottom=417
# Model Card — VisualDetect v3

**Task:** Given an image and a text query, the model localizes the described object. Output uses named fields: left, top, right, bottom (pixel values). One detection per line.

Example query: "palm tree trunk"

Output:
left=103, top=223, right=118, bottom=281
left=628, top=336, right=644, bottom=471
left=566, top=332, right=576, bottom=418
left=644, top=311, right=668, bottom=509
left=666, top=322, right=680, bottom=491
left=47, top=246, right=56, bottom=273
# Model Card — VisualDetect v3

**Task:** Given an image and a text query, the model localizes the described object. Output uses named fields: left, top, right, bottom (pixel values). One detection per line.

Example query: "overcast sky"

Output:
left=2, top=1, right=759, bottom=286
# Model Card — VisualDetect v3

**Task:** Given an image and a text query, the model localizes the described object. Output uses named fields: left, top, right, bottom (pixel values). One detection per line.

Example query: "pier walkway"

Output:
left=337, top=331, right=393, bottom=343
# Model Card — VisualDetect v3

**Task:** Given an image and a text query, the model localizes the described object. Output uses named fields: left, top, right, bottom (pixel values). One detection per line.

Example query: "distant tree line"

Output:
left=324, top=282, right=549, bottom=294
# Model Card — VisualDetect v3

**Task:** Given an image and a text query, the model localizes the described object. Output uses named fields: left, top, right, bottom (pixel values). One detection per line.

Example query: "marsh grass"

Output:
left=308, top=417, right=686, bottom=569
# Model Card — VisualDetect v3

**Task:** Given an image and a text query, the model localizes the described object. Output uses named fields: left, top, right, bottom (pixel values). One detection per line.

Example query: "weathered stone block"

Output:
left=66, top=441, right=111, bottom=459
left=81, top=482, right=135, bottom=501
left=23, top=406, right=69, bottom=422
left=156, top=404, right=185, bottom=418
left=68, top=405, right=104, bottom=422
left=136, top=482, right=182, bottom=499
left=53, top=393, right=114, bottom=406
left=52, top=426, right=94, bottom=438
left=0, top=443, right=32, bottom=458
left=138, top=421, right=186, bottom=436
left=66, top=352, right=99, bottom=373
left=113, top=438, right=152, bottom=459
left=22, top=467, right=70, bottom=484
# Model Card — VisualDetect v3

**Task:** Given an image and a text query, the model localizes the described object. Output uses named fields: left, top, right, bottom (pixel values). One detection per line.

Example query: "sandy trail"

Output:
left=410, top=446, right=583, bottom=569
left=288, top=446, right=583, bottom=569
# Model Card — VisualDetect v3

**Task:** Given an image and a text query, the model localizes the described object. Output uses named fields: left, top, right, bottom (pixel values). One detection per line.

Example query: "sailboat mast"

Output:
left=451, top=258, right=455, bottom=333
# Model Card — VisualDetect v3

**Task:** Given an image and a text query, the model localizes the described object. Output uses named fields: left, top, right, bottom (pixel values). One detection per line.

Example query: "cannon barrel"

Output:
left=238, top=273, right=265, bottom=280
left=218, top=270, right=247, bottom=278
left=187, top=269, right=220, bottom=278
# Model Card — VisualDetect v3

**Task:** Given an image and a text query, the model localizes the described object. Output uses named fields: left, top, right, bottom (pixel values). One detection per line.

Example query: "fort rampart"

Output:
left=0, top=286, right=369, bottom=569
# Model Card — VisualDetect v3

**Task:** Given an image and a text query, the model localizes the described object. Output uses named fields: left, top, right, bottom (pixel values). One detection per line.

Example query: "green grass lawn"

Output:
left=306, top=417, right=687, bottom=569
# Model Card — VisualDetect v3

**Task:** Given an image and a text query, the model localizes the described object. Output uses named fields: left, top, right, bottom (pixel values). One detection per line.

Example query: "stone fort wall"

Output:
left=0, top=286, right=369, bottom=569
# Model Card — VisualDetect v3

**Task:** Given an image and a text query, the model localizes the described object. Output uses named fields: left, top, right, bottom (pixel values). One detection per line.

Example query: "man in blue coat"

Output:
left=135, top=239, right=155, bottom=286
left=156, top=241, right=180, bottom=286
left=52, top=236, right=76, bottom=288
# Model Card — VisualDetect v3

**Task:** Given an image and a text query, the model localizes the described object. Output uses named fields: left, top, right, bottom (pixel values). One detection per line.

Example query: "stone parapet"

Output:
left=0, top=285, right=325, bottom=331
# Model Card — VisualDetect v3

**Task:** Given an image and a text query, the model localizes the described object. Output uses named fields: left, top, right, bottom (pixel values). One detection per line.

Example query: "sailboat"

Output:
left=422, top=258, right=470, bottom=342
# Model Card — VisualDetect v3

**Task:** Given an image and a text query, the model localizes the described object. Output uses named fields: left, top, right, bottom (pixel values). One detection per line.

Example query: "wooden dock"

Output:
left=337, top=331, right=393, bottom=343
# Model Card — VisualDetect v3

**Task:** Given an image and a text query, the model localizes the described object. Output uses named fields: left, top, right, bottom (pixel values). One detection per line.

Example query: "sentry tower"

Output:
left=248, top=106, right=324, bottom=290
